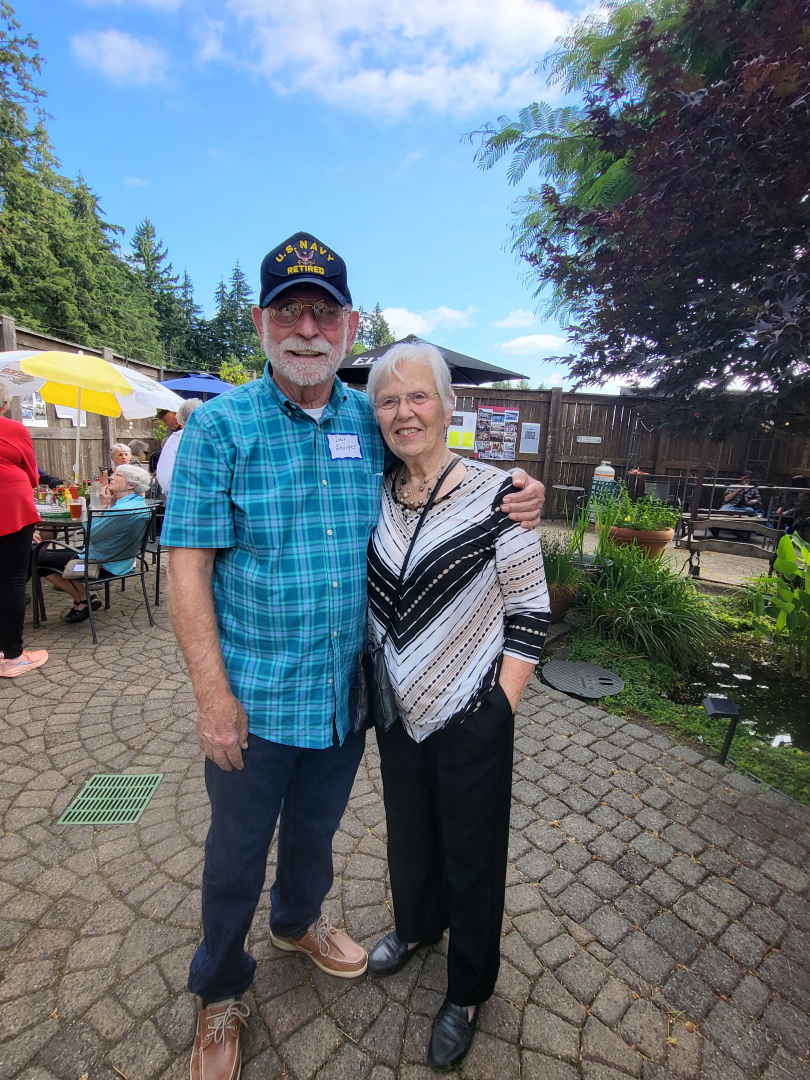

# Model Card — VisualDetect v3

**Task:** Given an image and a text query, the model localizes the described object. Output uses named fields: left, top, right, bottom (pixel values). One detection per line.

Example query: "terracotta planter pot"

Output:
left=548, top=583, right=578, bottom=624
left=609, top=526, right=675, bottom=559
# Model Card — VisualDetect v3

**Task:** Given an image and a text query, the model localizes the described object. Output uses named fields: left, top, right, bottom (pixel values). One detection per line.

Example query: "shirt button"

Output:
left=333, top=631, right=338, bottom=637
left=327, top=529, right=333, bottom=536
left=322, top=479, right=328, bottom=486
left=328, top=678, right=334, bottom=684
left=332, top=581, right=338, bottom=587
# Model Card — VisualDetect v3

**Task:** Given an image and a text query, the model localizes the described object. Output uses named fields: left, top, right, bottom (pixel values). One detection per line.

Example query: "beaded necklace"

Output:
left=393, top=455, right=456, bottom=510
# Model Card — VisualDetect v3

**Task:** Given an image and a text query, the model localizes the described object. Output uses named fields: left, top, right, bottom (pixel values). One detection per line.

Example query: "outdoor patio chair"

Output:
left=571, top=479, right=622, bottom=526
left=31, top=504, right=158, bottom=644
left=144, top=503, right=165, bottom=605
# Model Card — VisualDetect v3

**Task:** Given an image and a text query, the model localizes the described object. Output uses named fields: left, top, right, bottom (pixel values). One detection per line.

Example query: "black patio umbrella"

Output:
left=338, top=335, right=526, bottom=386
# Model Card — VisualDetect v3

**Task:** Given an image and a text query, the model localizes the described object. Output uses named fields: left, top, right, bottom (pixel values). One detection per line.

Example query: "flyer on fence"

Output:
left=446, top=410, right=476, bottom=450
left=475, top=406, right=519, bottom=460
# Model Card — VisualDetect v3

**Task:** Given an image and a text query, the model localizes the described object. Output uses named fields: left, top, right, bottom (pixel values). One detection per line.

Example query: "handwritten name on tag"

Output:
left=327, top=433, right=363, bottom=460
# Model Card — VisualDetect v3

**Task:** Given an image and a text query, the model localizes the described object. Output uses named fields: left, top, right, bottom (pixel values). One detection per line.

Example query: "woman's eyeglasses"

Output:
left=267, top=299, right=346, bottom=330
left=374, top=392, right=439, bottom=412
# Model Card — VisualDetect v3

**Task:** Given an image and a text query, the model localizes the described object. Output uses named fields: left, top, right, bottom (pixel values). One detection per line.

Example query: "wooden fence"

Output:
left=4, top=314, right=808, bottom=511
left=453, top=387, right=810, bottom=517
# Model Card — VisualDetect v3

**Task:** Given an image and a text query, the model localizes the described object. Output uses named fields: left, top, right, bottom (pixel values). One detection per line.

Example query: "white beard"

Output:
left=262, top=327, right=348, bottom=388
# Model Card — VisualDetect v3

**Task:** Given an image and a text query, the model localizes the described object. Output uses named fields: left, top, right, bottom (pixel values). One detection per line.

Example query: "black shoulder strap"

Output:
left=379, top=456, right=458, bottom=646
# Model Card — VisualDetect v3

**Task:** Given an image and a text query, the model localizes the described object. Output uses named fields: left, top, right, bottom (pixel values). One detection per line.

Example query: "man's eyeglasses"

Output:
left=267, top=299, right=346, bottom=330
left=374, top=391, right=440, bottom=412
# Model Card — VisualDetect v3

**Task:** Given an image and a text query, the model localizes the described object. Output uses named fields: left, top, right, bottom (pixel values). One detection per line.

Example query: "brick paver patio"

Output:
left=1, top=583, right=809, bottom=1080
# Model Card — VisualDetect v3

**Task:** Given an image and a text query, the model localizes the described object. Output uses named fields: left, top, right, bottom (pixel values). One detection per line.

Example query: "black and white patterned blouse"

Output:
left=368, top=460, right=550, bottom=742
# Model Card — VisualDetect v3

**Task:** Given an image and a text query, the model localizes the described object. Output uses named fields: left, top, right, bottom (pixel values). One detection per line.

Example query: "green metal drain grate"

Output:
left=57, top=773, right=163, bottom=825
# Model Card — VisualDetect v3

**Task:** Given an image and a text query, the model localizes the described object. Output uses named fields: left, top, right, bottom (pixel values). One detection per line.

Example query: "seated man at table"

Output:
left=34, top=464, right=151, bottom=623
left=718, top=470, right=763, bottom=515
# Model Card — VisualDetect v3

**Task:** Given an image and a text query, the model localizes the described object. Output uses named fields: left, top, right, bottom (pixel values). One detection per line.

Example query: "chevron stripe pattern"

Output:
left=368, top=461, right=550, bottom=742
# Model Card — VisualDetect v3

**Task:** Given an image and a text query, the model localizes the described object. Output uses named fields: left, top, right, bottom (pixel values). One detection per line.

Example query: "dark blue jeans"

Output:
left=188, top=727, right=366, bottom=1004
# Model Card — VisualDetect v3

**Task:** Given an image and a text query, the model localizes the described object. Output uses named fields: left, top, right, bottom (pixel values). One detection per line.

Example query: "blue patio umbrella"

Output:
left=159, top=372, right=238, bottom=400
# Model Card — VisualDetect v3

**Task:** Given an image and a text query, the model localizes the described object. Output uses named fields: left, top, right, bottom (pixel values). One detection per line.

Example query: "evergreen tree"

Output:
left=351, top=303, right=396, bottom=352
left=227, top=261, right=260, bottom=362
left=127, top=217, right=187, bottom=365
left=368, top=303, right=395, bottom=348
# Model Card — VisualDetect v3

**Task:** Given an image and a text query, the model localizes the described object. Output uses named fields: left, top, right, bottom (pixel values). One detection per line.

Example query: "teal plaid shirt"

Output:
left=161, top=365, right=385, bottom=749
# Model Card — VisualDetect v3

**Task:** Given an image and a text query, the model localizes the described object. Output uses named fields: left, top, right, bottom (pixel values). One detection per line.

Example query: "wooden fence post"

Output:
left=1, top=314, right=16, bottom=352
left=100, top=348, right=116, bottom=469
left=2, top=315, right=24, bottom=421
left=541, top=386, right=564, bottom=518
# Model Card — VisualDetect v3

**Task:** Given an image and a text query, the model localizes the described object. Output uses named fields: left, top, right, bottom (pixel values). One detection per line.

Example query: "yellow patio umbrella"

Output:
left=19, top=351, right=134, bottom=481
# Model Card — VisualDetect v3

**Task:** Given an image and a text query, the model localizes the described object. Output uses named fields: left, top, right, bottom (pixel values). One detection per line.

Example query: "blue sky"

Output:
left=18, top=0, right=603, bottom=388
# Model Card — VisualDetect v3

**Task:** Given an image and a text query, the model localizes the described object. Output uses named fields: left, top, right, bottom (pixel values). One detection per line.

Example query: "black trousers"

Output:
left=0, top=524, right=35, bottom=660
left=376, top=683, right=515, bottom=1006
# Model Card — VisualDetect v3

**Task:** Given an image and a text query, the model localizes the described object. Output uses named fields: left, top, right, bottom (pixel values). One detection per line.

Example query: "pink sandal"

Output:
left=0, top=650, right=49, bottom=678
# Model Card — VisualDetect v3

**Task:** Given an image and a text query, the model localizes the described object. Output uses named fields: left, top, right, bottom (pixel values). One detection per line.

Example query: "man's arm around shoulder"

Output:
left=168, top=548, right=248, bottom=771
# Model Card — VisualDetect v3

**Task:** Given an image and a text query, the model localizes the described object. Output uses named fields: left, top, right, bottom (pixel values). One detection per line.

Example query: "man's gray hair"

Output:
left=111, top=442, right=131, bottom=455
left=367, top=342, right=455, bottom=411
left=177, top=398, right=203, bottom=426
left=129, top=439, right=150, bottom=455
left=0, top=378, right=11, bottom=407
left=115, top=464, right=151, bottom=494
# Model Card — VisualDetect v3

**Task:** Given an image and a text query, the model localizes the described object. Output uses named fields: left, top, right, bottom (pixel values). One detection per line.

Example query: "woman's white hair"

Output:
left=115, top=464, right=150, bottom=494
left=0, top=378, right=11, bottom=408
left=111, top=442, right=131, bottom=455
left=367, top=342, right=455, bottom=412
left=177, top=398, right=203, bottom=426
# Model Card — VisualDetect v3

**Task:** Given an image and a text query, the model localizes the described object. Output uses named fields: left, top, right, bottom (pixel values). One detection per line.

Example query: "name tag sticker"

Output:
left=327, top=433, right=363, bottom=460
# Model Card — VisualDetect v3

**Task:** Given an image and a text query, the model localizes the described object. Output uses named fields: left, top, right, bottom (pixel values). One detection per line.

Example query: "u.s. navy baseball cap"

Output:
left=259, top=232, right=352, bottom=308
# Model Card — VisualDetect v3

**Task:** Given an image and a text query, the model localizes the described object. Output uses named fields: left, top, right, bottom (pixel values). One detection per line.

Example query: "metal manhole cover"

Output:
left=541, top=660, right=624, bottom=699
left=57, top=773, right=163, bottom=825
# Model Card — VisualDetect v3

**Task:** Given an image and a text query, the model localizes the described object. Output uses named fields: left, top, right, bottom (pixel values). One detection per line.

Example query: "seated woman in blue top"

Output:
left=34, top=464, right=152, bottom=623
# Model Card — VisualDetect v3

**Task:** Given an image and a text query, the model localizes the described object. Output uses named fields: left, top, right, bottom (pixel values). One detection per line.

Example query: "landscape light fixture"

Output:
left=702, top=695, right=741, bottom=765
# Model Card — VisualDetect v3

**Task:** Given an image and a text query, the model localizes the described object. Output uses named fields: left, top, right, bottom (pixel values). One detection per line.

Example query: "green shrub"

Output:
left=748, top=533, right=810, bottom=678
left=609, top=487, right=680, bottom=531
left=539, top=531, right=582, bottom=588
left=577, top=542, right=722, bottom=669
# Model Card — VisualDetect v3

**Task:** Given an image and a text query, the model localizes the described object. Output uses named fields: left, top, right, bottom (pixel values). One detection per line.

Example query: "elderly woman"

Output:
left=35, top=464, right=152, bottom=623
left=110, top=443, right=132, bottom=469
left=128, top=439, right=151, bottom=465
left=364, top=344, right=550, bottom=1071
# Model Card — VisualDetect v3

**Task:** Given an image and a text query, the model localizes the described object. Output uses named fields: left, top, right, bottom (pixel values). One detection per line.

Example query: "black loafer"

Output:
left=427, top=1000, right=479, bottom=1072
left=367, top=931, right=442, bottom=977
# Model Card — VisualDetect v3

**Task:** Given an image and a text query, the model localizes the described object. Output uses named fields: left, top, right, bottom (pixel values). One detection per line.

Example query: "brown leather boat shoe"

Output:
left=190, top=999, right=250, bottom=1080
left=270, top=914, right=367, bottom=977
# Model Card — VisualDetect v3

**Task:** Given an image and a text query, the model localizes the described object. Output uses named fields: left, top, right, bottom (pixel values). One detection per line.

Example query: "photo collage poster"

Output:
left=475, top=406, right=519, bottom=460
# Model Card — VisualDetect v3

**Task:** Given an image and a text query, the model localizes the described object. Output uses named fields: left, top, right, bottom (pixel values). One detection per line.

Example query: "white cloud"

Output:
left=123, top=176, right=149, bottom=187
left=493, top=309, right=536, bottom=328
left=401, top=150, right=426, bottom=168
left=382, top=305, right=474, bottom=338
left=496, top=332, right=568, bottom=355
left=210, top=0, right=574, bottom=117
left=71, top=30, right=169, bottom=85
left=79, top=0, right=186, bottom=8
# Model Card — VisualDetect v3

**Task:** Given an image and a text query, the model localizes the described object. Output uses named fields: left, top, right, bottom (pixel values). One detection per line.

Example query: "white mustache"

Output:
left=278, top=337, right=333, bottom=356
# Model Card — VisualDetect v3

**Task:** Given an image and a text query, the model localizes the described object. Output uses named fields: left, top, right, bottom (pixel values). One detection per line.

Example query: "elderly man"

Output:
left=156, top=398, right=203, bottom=494
left=161, top=232, right=544, bottom=1080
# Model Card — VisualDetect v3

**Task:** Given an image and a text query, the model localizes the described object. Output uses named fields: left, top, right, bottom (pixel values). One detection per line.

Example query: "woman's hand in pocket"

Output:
left=498, top=655, right=536, bottom=712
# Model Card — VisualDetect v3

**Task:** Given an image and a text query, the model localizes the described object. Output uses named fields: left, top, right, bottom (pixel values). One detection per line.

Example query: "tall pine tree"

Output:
left=0, top=4, right=162, bottom=362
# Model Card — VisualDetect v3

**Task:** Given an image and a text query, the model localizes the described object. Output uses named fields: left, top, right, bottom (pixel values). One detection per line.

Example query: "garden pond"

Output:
left=687, top=641, right=810, bottom=751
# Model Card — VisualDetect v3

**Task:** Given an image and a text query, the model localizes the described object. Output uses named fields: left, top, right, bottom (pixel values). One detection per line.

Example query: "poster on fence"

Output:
left=519, top=422, right=542, bottom=454
left=19, top=391, right=47, bottom=427
left=475, top=406, right=519, bottom=460
left=446, top=410, right=476, bottom=450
